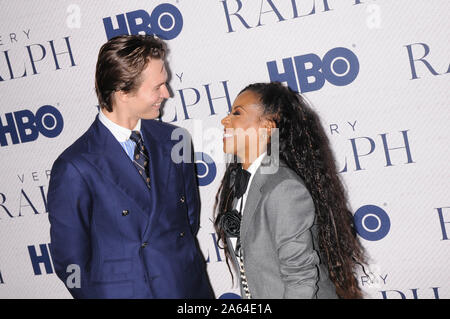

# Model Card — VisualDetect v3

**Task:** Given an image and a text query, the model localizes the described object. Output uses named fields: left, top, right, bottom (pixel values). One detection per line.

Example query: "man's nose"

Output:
left=161, top=84, right=170, bottom=99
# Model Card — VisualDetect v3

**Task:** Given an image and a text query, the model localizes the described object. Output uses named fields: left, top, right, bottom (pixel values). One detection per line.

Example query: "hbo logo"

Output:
left=0, top=105, right=64, bottom=147
left=267, top=47, right=359, bottom=93
left=194, top=152, right=216, bottom=187
left=354, top=205, right=391, bottom=241
left=103, top=3, right=183, bottom=40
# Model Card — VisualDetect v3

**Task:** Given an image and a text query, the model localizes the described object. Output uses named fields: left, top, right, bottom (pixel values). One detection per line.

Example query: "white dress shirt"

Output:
left=230, top=152, right=267, bottom=250
left=98, top=110, right=142, bottom=161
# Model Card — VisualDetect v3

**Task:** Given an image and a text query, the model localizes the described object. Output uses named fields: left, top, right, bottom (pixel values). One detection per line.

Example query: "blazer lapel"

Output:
left=139, top=121, right=172, bottom=238
left=83, top=116, right=152, bottom=215
left=240, top=154, right=279, bottom=244
left=241, top=156, right=270, bottom=242
left=240, top=175, right=263, bottom=245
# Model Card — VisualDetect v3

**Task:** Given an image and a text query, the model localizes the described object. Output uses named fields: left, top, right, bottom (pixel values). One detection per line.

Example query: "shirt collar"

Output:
left=98, top=109, right=141, bottom=143
left=246, top=152, right=267, bottom=176
left=238, top=152, right=267, bottom=203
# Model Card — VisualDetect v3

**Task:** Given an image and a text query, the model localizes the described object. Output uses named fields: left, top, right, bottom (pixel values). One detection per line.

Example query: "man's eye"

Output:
left=232, top=111, right=240, bottom=115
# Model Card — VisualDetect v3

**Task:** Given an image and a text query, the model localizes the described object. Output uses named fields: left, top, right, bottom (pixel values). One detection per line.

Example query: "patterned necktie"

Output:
left=129, top=130, right=151, bottom=189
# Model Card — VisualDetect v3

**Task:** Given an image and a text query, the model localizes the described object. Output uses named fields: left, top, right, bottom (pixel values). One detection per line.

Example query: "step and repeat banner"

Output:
left=1, top=0, right=449, bottom=299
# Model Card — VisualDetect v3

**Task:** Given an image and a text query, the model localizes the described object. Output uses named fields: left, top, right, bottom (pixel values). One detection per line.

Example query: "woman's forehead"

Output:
left=233, top=91, right=262, bottom=110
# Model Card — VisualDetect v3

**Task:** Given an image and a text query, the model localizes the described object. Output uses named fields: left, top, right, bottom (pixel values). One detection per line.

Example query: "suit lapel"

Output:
left=140, top=121, right=172, bottom=237
left=240, top=154, right=280, bottom=244
left=83, top=116, right=152, bottom=216
left=240, top=174, right=263, bottom=245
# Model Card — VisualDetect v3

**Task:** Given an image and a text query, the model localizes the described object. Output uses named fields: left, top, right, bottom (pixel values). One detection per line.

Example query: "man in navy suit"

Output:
left=47, top=35, right=214, bottom=298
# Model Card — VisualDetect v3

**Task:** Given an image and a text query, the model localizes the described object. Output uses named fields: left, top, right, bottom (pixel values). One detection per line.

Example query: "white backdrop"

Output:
left=1, top=0, right=449, bottom=299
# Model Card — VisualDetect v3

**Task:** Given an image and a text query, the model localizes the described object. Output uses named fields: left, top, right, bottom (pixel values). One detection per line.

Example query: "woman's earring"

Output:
left=260, top=132, right=267, bottom=143
left=262, top=129, right=269, bottom=139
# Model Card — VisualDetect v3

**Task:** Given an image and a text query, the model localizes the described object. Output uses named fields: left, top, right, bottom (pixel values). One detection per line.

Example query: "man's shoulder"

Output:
left=142, top=119, right=190, bottom=140
left=57, top=124, right=95, bottom=163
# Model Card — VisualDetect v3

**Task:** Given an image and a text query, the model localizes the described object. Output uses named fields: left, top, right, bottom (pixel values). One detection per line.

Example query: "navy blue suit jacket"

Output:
left=47, top=116, right=214, bottom=299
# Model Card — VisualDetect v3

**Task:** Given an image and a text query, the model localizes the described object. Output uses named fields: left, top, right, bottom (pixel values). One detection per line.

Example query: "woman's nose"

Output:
left=221, top=114, right=229, bottom=126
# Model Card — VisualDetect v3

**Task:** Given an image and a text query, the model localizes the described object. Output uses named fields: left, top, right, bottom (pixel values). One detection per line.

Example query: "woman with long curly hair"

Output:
left=214, top=82, right=366, bottom=299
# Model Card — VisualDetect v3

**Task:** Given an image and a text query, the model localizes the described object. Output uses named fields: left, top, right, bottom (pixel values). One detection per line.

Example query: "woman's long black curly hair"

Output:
left=214, top=82, right=367, bottom=299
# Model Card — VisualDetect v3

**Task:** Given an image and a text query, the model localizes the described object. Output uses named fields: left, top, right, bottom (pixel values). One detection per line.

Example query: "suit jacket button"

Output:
left=141, top=242, right=148, bottom=248
left=179, top=232, right=185, bottom=237
left=180, top=196, right=185, bottom=203
left=122, top=210, right=129, bottom=216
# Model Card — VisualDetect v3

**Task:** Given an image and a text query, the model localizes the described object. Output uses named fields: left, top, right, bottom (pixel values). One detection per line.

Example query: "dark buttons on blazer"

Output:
left=122, top=210, right=129, bottom=216
left=141, top=242, right=148, bottom=248
left=180, top=195, right=185, bottom=203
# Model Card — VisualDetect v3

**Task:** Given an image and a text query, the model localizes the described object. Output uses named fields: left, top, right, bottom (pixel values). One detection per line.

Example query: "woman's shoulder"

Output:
left=260, top=159, right=307, bottom=191
left=259, top=160, right=315, bottom=218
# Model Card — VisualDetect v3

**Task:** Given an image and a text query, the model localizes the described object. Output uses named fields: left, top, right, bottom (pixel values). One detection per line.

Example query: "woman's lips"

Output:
left=223, top=127, right=234, bottom=139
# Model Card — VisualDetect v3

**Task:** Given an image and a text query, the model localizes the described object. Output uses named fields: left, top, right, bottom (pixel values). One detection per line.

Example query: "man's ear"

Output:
left=114, top=90, right=129, bottom=104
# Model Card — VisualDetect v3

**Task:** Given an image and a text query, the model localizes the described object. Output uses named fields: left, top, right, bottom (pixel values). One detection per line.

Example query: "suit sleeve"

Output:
left=178, top=129, right=200, bottom=235
left=265, top=178, right=320, bottom=299
left=47, top=157, right=93, bottom=299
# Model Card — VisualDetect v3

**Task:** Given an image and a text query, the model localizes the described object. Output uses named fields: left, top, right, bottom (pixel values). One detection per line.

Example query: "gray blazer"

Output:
left=227, top=154, right=338, bottom=299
